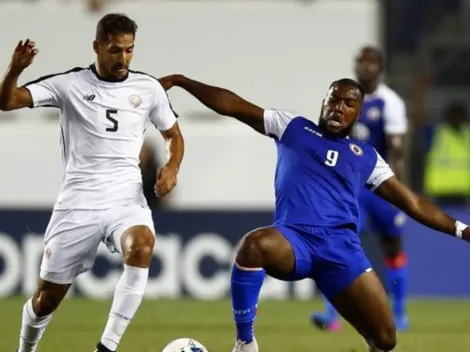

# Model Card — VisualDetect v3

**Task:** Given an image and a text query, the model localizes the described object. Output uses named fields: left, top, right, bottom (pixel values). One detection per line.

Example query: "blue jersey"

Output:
left=351, top=84, right=407, bottom=159
left=264, top=109, right=394, bottom=232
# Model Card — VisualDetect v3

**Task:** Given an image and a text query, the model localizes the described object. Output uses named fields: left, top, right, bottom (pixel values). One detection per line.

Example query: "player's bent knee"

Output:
left=236, top=231, right=264, bottom=267
left=236, top=228, right=277, bottom=268
left=121, top=226, right=155, bottom=266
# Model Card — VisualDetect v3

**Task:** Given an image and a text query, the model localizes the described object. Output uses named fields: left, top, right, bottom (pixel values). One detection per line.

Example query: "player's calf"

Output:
left=231, top=227, right=294, bottom=350
left=380, top=234, right=408, bottom=330
left=367, top=327, right=396, bottom=351
left=97, top=225, right=155, bottom=352
left=18, top=280, right=71, bottom=352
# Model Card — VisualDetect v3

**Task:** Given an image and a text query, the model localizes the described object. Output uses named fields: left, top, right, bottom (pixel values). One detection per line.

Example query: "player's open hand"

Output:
left=155, top=165, right=178, bottom=197
left=158, top=75, right=183, bottom=91
left=11, top=39, right=38, bottom=72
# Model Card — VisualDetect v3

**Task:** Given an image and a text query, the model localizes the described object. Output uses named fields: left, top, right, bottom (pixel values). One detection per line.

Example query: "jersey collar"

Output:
left=364, top=83, right=384, bottom=101
left=89, top=63, right=129, bottom=83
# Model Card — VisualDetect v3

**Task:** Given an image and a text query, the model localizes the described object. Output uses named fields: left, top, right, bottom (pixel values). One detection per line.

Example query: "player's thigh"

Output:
left=312, top=230, right=373, bottom=300
left=250, top=225, right=313, bottom=281
left=312, top=232, right=394, bottom=339
left=330, top=270, right=395, bottom=343
left=41, top=210, right=102, bottom=284
left=102, top=204, right=155, bottom=255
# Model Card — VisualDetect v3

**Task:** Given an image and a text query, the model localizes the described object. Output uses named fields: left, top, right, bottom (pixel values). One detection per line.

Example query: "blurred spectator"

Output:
left=140, top=139, right=169, bottom=210
left=87, top=0, right=108, bottom=13
left=423, top=101, right=470, bottom=205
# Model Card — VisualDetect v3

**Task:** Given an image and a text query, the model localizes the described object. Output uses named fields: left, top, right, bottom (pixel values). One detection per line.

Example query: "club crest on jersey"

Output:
left=129, top=95, right=143, bottom=108
left=349, top=143, right=363, bottom=156
left=366, top=106, right=381, bottom=121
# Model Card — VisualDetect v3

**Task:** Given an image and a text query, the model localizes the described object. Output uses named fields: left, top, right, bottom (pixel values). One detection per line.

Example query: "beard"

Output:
left=318, top=112, right=355, bottom=139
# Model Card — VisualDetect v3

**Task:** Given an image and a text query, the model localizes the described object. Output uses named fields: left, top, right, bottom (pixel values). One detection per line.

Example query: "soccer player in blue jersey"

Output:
left=159, top=74, right=470, bottom=352
left=312, top=46, right=410, bottom=331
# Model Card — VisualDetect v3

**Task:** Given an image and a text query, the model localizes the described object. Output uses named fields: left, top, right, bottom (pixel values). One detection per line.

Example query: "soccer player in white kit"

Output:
left=0, top=14, right=184, bottom=352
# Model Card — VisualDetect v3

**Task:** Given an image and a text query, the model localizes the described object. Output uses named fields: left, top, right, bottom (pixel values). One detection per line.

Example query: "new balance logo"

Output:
left=84, top=94, right=95, bottom=101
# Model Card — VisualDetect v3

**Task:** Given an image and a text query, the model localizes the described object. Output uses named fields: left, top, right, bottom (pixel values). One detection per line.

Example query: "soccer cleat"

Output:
left=311, top=312, right=341, bottom=332
left=231, top=338, right=259, bottom=352
left=394, top=314, right=409, bottom=331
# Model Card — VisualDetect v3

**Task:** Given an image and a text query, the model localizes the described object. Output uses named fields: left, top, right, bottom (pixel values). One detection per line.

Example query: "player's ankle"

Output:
left=384, top=252, right=407, bottom=269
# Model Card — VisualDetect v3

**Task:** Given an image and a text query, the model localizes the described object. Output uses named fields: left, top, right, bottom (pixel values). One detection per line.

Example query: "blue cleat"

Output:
left=394, top=314, right=409, bottom=331
left=311, top=312, right=341, bottom=332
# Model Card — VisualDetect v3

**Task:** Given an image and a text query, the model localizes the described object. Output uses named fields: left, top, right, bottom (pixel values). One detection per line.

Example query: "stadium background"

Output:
left=1, top=0, right=470, bottom=351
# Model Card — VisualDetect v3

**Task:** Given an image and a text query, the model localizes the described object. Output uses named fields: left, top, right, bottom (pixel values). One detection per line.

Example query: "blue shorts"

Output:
left=276, top=225, right=372, bottom=299
left=359, top=189, right=406, bottom=237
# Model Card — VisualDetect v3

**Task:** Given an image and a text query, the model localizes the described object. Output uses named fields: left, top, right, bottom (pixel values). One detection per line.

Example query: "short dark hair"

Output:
left=330, top=78, right=365, bottom=100
left=96, top=13, right=138, bottom=42
left=359, top=45, right=384, bottom=71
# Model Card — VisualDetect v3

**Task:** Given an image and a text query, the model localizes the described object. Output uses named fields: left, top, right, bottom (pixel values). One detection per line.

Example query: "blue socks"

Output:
left=385, top=252, right=407, bottom=317
left=231, top=264, right=265, bottom=343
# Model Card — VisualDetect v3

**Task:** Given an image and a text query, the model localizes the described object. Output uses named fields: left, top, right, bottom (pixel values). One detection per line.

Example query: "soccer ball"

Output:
left=161, top=338, right=208, bottom=352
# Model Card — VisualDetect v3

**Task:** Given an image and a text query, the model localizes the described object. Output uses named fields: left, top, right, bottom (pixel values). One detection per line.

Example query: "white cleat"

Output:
left=231, top=338, right=259, bottom=352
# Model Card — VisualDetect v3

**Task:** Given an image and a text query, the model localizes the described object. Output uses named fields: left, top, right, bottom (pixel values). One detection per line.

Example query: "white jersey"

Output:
left=24, top=64, right=177, bottom=210
left=352, top=83, right=407, bottom=159
left=365, top=83, right=407, bottom=135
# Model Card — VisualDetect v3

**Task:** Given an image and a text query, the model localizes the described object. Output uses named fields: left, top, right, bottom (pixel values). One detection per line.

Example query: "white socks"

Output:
left=100, top=264, right=149, bottom=351
left=18, top=265, right=148, bottom=352
left=18, top=299, right=53, bottom=352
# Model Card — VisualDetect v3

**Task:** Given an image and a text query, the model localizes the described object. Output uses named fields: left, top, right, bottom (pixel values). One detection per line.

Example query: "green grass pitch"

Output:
left=2, top=298, right=470, bottom=351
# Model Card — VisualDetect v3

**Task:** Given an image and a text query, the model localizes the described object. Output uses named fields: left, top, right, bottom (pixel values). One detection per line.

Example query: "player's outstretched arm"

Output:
left=375, top=176, right=470, bottom=241
left=159, top=74, right=266, bottom=134
left=0, top=40, right=37, bottom=111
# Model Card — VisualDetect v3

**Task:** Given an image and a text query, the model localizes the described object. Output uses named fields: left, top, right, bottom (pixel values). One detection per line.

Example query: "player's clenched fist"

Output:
left=11, top=39, right=38, bottom=72
left=155, top=165, right=178, bottom=197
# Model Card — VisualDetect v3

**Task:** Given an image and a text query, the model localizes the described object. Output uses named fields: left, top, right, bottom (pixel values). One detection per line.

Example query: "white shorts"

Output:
left=40, top=204, right=155, bottom=284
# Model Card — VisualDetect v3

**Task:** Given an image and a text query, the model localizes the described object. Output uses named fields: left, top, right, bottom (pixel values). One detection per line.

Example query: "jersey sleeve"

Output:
left=23, top=73, right=71, bottom=108
left=263, top=109, right=295, bottom=139
left=383, top=93, right=407, bottom=135
left=149, top=81, right=178, bottom=131
left=366, top=149, right=395, bottom=191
